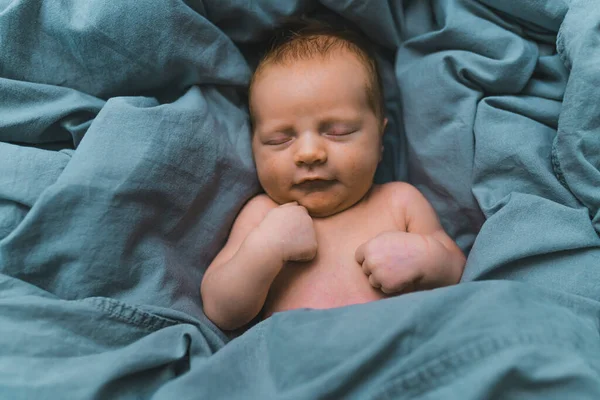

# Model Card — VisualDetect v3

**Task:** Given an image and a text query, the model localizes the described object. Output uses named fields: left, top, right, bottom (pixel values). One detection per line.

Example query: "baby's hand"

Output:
left=259, top=202, right=317, bottom=263
left=355, top=231, right=443, bottom=294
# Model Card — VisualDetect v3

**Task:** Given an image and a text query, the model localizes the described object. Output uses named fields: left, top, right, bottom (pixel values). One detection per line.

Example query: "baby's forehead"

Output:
left=250, top=52, right=371, bottom=109
left=249, top=28, right=384, bottom=126
left=249, top=37, right=380, bottom=121
left=250, top=52, right=372, bottom=104
left=257, top=46, right=369, bottom=77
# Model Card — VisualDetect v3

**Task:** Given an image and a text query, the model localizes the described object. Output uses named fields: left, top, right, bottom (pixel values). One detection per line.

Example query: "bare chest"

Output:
left=263, top=198, right=402, bottom=316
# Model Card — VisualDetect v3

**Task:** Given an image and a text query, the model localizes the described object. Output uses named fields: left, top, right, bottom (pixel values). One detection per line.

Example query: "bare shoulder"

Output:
left=207, top=194, right=278, bottom=270
left=241, top=193, right=279, bottom=215
left=232, top=193, right=278, bottom=234
left=370, top=181, right=426, bottom=206
left=367, top=182, right=433, bottom=228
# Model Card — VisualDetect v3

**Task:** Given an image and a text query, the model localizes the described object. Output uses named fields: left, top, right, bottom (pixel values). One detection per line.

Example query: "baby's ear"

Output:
left=376, top=118, right=387, bottom=162
left=379, top=118, right=388, bottom=137
left=379, top=119, right=387, bottom=162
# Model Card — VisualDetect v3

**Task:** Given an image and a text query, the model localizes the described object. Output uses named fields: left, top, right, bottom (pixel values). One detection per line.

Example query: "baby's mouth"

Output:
left=294, top=179, right=336, bottom=191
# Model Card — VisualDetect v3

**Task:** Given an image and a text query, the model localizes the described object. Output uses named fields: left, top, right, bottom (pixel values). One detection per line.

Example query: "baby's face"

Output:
left=250, top=50, right=384, bottom=217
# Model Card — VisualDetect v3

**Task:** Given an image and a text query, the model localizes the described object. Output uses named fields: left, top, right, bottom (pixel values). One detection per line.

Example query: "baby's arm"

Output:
left=201, top=195, right=279, bottom=330
left=201, top=195, right=316, bottom=331
left=356, top=183, right=465, bottom=294
left=400, top=184, right=466, bottom=287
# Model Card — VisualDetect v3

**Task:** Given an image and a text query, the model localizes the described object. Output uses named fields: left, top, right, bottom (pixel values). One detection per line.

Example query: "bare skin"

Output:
left=263, top=183, right=464, bottom=317
left=201, top=46, right=466, bottom=331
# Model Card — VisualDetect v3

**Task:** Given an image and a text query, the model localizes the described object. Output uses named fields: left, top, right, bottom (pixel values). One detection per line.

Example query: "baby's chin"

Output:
left=299, top=199, right=352, bottom=218
left=268, top=193, right=346, bottom=218
left=267, top=188, right=365, bottom=218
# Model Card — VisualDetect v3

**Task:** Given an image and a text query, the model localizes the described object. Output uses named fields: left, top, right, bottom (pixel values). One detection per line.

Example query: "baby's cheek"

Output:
left=259, top=159, right=293, bottom=200
left=258, top=158, right=279, bottom=182
left=349, top=156, right=378, bottom=190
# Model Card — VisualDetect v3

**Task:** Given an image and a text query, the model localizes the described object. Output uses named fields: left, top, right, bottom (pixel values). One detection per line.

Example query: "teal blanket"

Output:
left=2, top=0, right=600, bottom=398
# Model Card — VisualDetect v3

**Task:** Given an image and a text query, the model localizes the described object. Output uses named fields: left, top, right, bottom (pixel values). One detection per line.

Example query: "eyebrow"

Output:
left=255, top=114, right=363, bottom=135
left=256, top=124, right=295, bottom=136
left=319, top=118, right=361, bottom=131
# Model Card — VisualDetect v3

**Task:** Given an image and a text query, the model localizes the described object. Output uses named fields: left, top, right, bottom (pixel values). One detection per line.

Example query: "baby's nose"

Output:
left=294, top=134, right=327, bottom=166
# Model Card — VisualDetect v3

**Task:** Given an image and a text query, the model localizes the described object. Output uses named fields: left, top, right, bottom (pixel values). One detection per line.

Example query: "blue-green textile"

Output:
left=1, top=0, right=600, bottom=398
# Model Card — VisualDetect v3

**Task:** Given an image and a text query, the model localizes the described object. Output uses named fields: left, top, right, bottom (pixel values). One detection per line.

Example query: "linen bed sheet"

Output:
left=1, top=0, right=600, bottom=398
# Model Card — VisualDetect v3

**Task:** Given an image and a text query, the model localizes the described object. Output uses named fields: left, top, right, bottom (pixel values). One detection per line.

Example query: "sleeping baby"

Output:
left=201, top=20, right=466, bottom=331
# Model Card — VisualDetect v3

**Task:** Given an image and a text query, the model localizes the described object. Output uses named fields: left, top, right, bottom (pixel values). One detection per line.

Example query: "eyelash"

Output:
left=326, top=129, right=356, bottom=136
left=265, top=137, right=291, bottom=146
left=264, top=129, right=357, bottom=145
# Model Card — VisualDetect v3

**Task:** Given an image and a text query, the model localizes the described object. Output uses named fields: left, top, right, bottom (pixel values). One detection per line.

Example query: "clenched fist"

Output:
left=355, top=231, right=445, bottom=294
left=259, top=202, right=318, bottom=263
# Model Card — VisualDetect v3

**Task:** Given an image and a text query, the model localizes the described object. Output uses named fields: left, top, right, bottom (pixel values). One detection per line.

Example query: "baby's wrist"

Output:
left=247, top=227, right=286, bottom=268
left=422, top=235, right=461, bottom=285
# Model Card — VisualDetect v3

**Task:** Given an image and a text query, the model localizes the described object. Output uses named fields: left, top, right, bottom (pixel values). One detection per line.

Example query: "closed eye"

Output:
left=265, top=136, right=292, bottom=145
left=325, top=129, right=357, bottom=137
left=320, top=121, right=361, bottom=137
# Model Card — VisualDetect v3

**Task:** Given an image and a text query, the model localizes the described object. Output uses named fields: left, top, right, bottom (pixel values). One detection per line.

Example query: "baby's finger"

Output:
left=368, top=274, right=381, bottom=289
left=280, top=201, right=299, bottom=207
left=355, top=242, right=367, bottom=265
left=381, top=282, right=407, bottom=295
left=361, top=260, right=371, bottom=276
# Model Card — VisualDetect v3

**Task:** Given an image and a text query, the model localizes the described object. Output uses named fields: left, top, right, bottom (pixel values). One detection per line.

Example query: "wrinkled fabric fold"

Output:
left=1, top=0, right=600, bottom=398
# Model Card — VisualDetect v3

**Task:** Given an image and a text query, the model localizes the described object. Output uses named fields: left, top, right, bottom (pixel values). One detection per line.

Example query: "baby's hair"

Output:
left=249, top=17, right=385, bottom=127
